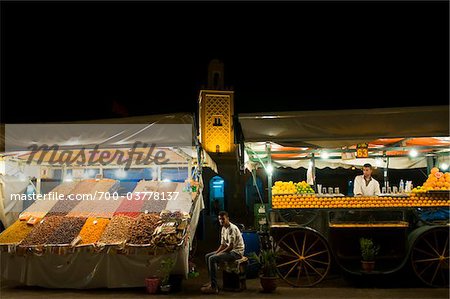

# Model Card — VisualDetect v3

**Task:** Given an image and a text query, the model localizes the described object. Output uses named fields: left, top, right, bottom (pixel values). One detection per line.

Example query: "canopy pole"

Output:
left=157, top=166, right=161, bottom=181
left=383, top=152, right=389, bottom=190
left=62, top=166, right=66, bottom=182
left=426, top=155, right=435, bottom=174
left=36, top=177, right=41, bottom=195
left=311, top=153, right=317, bottom=192
left=266, top=143, right=272, bottom=208
left=188, top=160, right=192, bottom=181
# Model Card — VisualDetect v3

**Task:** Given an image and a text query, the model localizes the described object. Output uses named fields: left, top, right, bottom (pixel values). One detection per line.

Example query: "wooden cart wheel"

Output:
left=411, top=227, right=449, bottom=287
left=279, top=209, right=319, bottom=227
left=275, top=229, right=331, bottom=287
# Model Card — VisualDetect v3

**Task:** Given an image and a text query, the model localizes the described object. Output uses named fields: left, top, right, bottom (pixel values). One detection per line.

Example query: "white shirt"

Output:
left=353, top=175, right=381, bottom=196
left=221, top=222, right=245, bottom=256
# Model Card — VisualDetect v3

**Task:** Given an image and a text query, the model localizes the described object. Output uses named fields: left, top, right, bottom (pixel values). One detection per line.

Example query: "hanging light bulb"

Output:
left=115, top=168, right=126, bottom=179
left=440, top=163, right=449, bottom=171
left=375, top=158, right=383, bottom=167
left=266, top=164, right=273, bottom=174
left=321, top=151, right=329, bottom=159
left=64, top=174, right=73, bottom=182
left=409, top=149, right=418, bottom=158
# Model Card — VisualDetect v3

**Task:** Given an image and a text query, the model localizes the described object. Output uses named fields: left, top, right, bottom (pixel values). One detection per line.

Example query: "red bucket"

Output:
left=145, top=277, right=161, bottom=294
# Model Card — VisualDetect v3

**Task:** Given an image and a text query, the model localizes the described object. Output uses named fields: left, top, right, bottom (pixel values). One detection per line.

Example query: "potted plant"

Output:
left=249, top=249, right=278, bottom=293
left=145, top=276, right=161, bottom=294
left=159, top=257, right=175, bottom=293
left=359, top=237, right=379, bottom=272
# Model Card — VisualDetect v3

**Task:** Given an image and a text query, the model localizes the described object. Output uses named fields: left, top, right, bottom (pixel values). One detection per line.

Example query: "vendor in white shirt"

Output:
left=353, top=163, right=381, bottom=196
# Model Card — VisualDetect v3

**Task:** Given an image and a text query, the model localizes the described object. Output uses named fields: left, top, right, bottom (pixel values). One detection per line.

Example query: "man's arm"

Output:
left=215, top=244, right=227, bottom=254
left=374, top=181, right=381, bottom=196
left=353, top=177, right=362, bottom=196
left=221, top=228, right=238, bottom=253
left=217, top=228, right=239, bottom=253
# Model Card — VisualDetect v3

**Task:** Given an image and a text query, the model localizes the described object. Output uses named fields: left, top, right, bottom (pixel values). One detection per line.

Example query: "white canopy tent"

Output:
left=0, top=113, right=217, bottom=227
left=238, top=106, right=450, bottom=171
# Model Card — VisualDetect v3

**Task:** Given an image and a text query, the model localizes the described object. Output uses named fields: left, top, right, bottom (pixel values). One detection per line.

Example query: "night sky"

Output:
left=1, top=1, right=449, bottom=123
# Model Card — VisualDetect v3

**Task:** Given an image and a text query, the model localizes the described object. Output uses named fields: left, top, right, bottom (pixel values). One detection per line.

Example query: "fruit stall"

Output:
left=0, top=114, right=217, bottom=288
left=236, top=106, right=450, bottom=287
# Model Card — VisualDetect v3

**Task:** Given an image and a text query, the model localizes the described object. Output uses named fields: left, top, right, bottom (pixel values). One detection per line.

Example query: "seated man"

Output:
left=201, top=211, right=245, bottom=294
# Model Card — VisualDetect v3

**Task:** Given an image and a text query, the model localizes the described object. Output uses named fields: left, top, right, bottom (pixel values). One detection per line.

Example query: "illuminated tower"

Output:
left=198, top=60, right=235, bottom=154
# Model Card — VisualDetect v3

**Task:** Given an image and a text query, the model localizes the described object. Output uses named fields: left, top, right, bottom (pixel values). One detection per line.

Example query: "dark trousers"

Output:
left=205, top=251, right=241, bottom=288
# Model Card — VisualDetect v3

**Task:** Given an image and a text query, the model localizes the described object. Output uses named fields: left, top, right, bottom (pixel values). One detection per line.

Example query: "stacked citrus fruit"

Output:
left=412, top=167, right=450, bottom=193
left=272, top=181, right=299, bottom=195
left=272, top=181, right=315, bottom=195
left=296, top=181, right=315, bottom=194
left=272, top=195, right=450, bottom=209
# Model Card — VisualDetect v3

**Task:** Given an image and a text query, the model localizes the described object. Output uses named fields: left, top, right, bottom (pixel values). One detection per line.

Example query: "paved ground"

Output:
left=1, top=239, right=449, bottom=299
left=1, top=275, right=448, bottom=299
left=1, top=255, right=449, bottom=299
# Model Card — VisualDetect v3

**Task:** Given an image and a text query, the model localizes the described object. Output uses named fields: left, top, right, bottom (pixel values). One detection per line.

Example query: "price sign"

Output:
left=356, top=143, right=369, bottom=158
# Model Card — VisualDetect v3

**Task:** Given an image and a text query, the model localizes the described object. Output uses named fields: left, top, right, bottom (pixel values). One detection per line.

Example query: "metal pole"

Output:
left=36, top=178, right=41, bottom=195
left=311, top=153, right=317, bottom=192
left=266, top=143, right=272, bottom=208
left=426, top=155, right=435, bottom=174
left=188, top=161, right=192, bottom=181
left=383, top=151, right=388, bottom=189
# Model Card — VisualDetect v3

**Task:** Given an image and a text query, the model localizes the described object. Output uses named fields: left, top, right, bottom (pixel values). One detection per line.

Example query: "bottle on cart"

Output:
left=399, top=179, right=404, bottom=193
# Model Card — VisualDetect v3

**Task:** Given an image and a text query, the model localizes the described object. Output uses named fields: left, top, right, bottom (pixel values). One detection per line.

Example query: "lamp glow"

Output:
left=115, top=169, right=126, bottom=179
left=440, top=163, right=449, bottom=171
left=409, top=149, right=418, bottom=158
left=17, top=173, right=28, bottom=182
left=375, top=158, right=383, bottom=167
left=321, top=151, right=329, bottom=159
left=64, top=174, right=73, bottom=182
left=266, top=164, right=273, bottom=174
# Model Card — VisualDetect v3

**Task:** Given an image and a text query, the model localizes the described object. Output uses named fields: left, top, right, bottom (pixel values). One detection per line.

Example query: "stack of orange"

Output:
left=272, top=195, right=450, bottom=209
left=414, top=167, right=450, bottom=192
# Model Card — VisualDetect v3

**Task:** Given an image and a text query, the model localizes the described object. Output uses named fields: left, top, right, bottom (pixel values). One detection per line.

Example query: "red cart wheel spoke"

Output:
left=275, top=230, right=330, bottom=287
left=411, top=227, right=450, bottom=287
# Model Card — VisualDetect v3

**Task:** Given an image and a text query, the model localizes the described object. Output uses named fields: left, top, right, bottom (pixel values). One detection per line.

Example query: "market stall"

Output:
left=0, top=113, right=215, bottom=288
left=237, top=106, right=450, bottom=287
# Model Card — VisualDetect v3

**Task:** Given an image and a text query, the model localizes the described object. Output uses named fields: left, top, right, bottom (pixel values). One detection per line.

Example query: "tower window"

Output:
left=213, top=115, right=223, bottom=126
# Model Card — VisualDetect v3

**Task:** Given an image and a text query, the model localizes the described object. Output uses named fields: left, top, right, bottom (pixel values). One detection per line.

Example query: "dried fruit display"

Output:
left=160, top=210, right=185, bottom=221
left=69, top=179, right=98, bottom=195
left=128, top=213, right=161, bottom=245
left=51, top=181, right=80, bottom=196
left=141, top=198, right=167, bottom=213
left=152, top=221, right=185, bottom=248
left=91, top=179, right=119, bottom=194
left=19, top=199, right=58, bottom=220
left=67, top=197, right=123, bottom=218
left=46, top=199, right=82, bottom=216
left=114, top=196, right=145, bottom=218
left=46, top=217, right=86, bottom=245
left=78, top=218, right=110, bottom=245
left=20, top=216, right=65, bottom=246
left=19, top=182, right=79, bottom=220
left=98, top=215, right=135, bottom=244
left=0, top=220, right=34, bottom=244
left=133, top=180, right=158, bottom=193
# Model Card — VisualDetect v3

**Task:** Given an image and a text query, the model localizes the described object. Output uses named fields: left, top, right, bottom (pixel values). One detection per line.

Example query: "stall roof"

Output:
left=0, top=113, right=217, bottom=173
left=239, top=106, right=450, bottom=170
left=239, top=106, right=449, bottom=148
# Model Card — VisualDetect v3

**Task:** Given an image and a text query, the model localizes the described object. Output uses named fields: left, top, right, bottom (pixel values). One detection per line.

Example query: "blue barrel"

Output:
left=242, top=230, right=260, bottom=256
